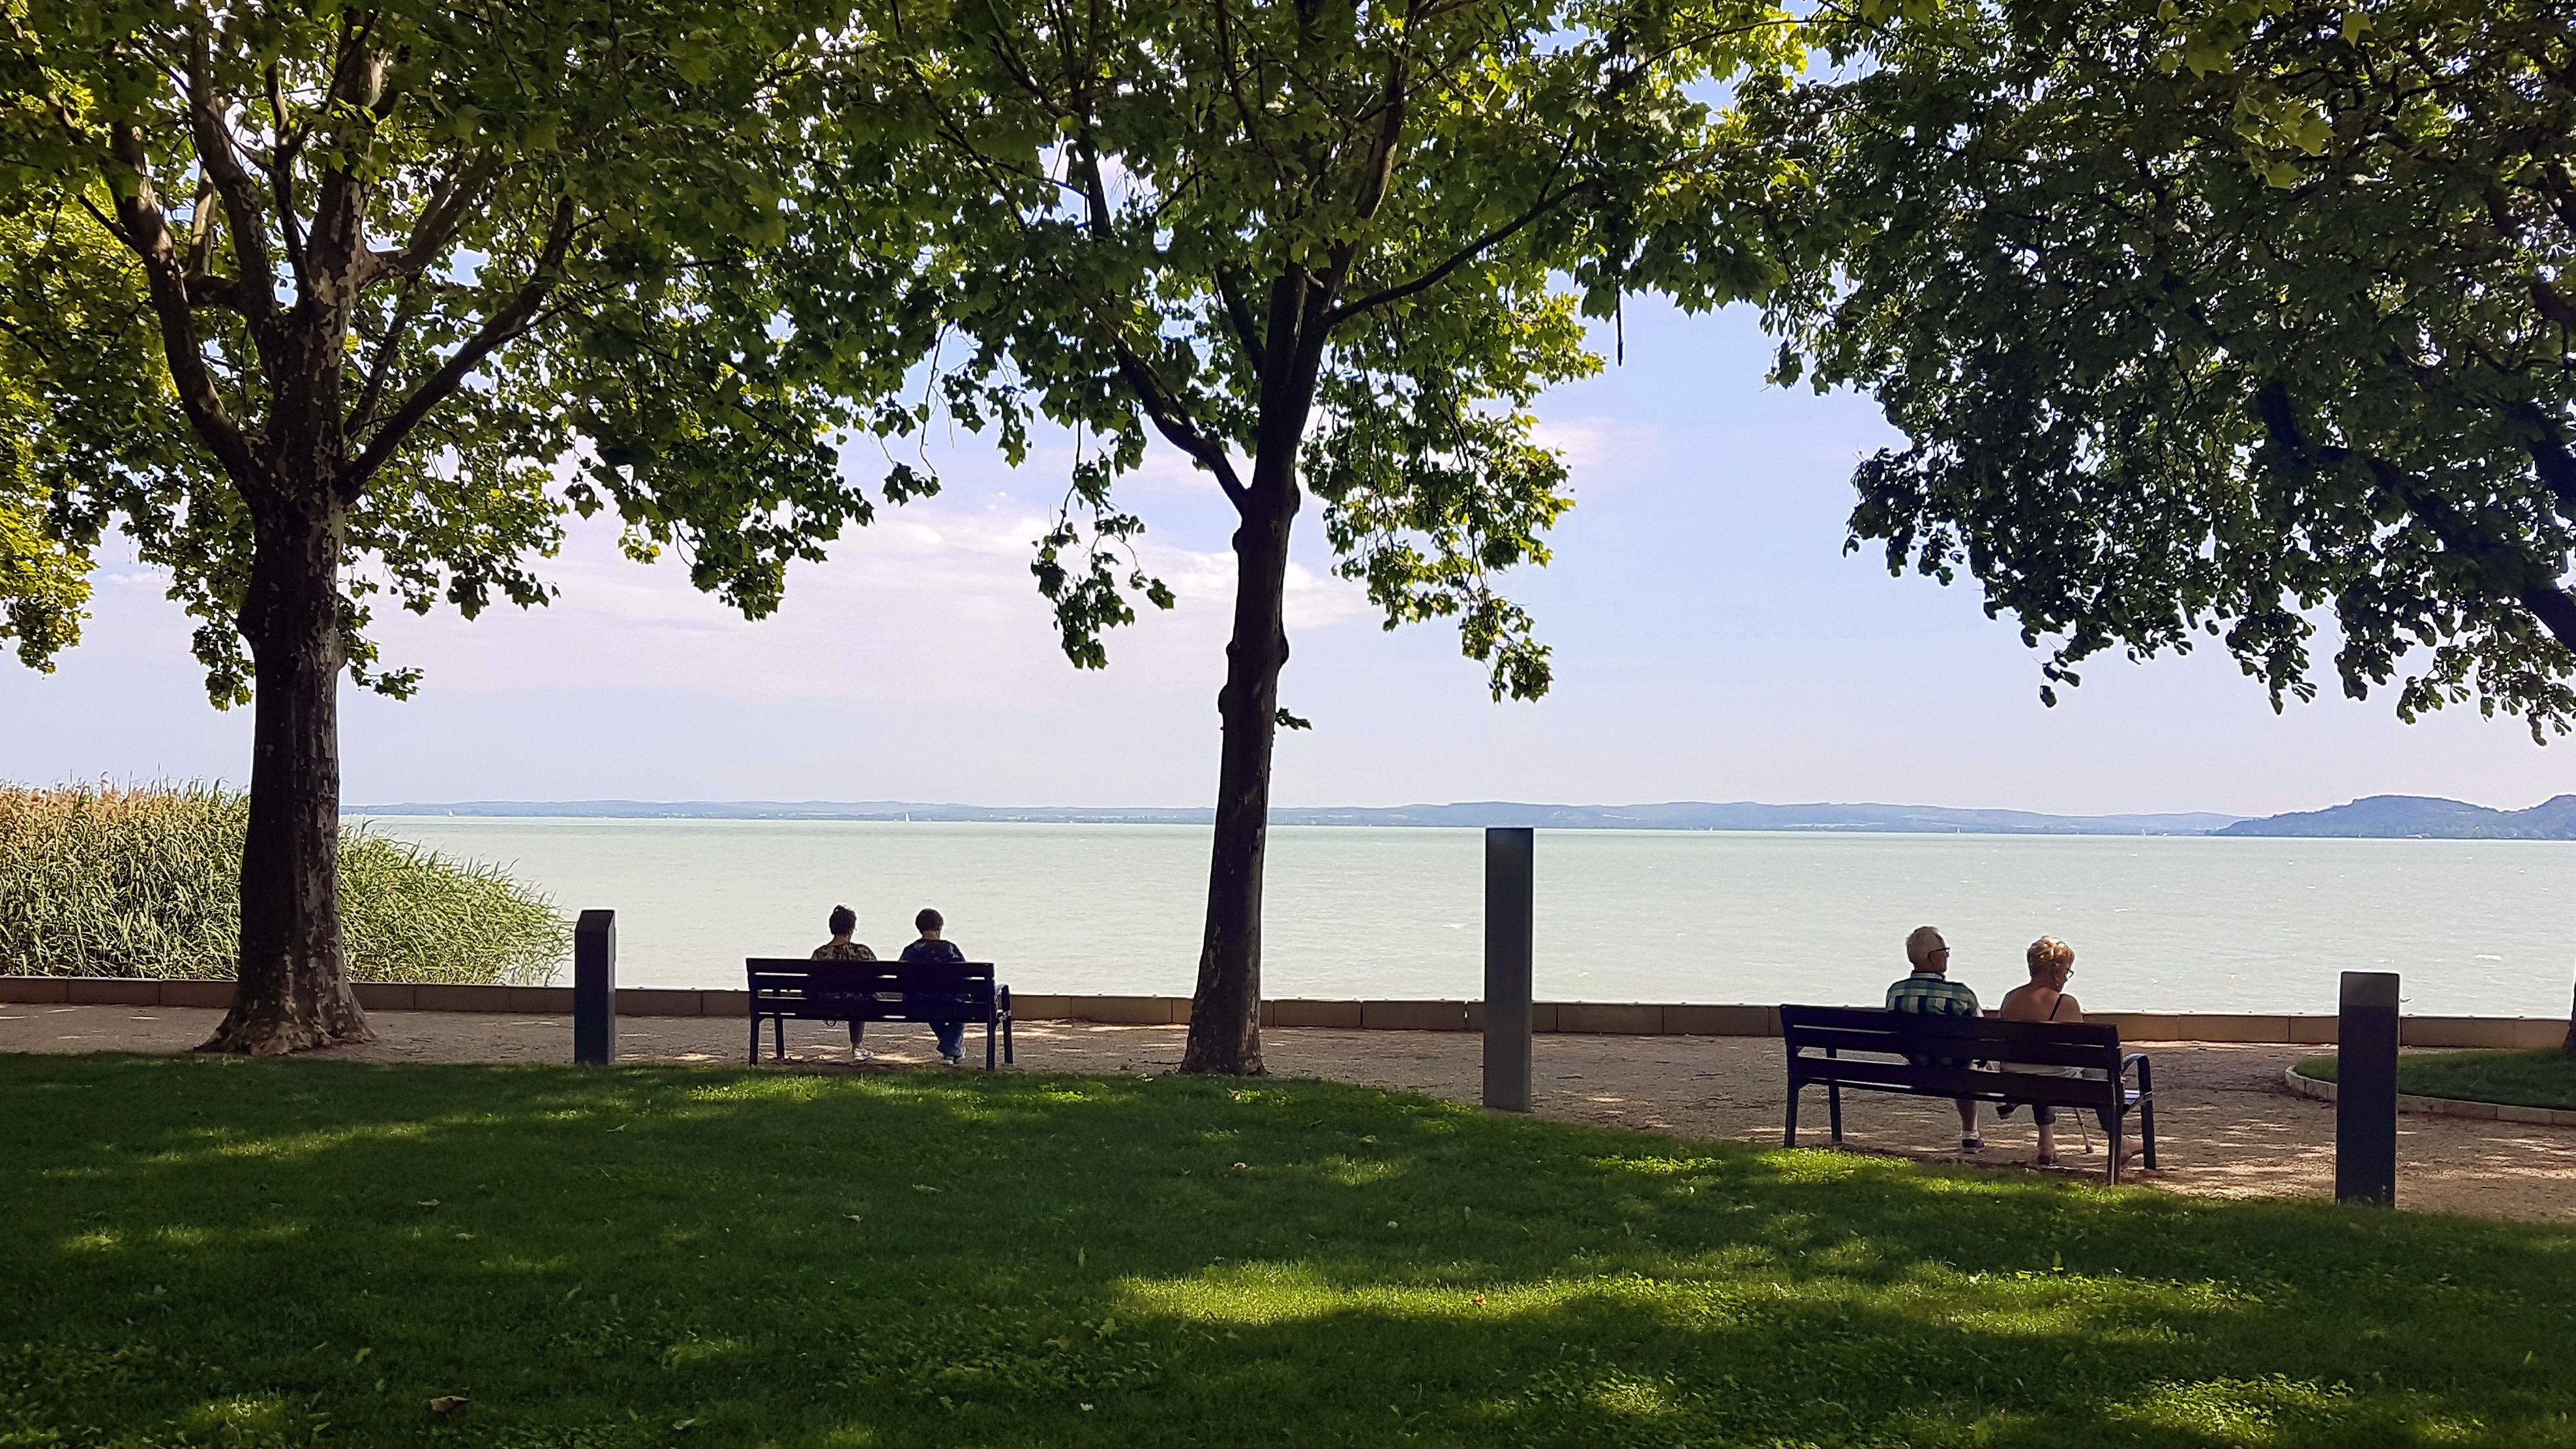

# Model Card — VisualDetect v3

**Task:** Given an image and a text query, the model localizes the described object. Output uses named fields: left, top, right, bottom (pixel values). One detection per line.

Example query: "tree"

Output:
left=3, top=1, right=936, bottom=1051
left=848, top=0, right=1801, bottom=1072
left=1765, top=0, right=2576, bottom=1049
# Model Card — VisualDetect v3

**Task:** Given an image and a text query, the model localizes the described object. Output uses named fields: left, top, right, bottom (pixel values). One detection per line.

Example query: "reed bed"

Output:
left=0, top=783, right=567, bottom=984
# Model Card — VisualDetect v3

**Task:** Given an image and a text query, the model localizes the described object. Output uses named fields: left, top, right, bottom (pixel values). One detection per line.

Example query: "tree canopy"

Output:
left=843, top=0, right=1805, bottom=1069
left=3, top=0, right=934, bottom=698
left=1772, top=0, right=2576, bottom=735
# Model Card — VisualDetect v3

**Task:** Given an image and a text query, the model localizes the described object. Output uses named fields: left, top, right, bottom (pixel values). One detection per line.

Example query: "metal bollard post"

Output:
left=1482, top=828, right=1534, bottom=1113
left=574, top=910, right=617, bottom=1066
left=2336, top=970, right=2399, bottom=1205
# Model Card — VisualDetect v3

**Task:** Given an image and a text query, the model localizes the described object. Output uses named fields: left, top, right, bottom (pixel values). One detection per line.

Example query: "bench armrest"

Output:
left=2120, top=1053, right=2153, bottom=1093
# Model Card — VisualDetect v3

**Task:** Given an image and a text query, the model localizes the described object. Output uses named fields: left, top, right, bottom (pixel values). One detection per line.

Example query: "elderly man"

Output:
left=1887, top=925, right=1983, bottom=1154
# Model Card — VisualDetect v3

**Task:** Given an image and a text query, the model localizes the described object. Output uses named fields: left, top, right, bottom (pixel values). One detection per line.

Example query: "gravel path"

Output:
left=8, top=1003, right=2573, bottom=1223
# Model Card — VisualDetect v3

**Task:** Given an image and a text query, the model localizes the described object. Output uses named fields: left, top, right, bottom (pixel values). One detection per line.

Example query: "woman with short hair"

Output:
left=1997, top=935, right=2096, bottom=1166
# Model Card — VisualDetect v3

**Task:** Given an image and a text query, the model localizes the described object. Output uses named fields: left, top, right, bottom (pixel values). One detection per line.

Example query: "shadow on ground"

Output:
left=3, top=1054, right=2572, bottom=1448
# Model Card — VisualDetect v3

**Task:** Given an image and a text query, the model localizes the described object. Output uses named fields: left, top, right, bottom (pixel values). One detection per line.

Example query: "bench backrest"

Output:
left=1779, top=1003, right=2122, bottom=1073
left=747, top=958, right=1000, bottom=1014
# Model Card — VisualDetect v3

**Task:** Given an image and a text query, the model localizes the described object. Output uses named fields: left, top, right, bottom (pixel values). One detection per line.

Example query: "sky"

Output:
left=6, top=298, right=2569, bottom=818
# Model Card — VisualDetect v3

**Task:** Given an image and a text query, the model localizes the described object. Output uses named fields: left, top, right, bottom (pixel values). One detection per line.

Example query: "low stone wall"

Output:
left=2, top=976, right=2562, bottom=1048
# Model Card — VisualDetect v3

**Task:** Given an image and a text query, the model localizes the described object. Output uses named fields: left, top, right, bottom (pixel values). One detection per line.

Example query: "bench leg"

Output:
left=1004, top=1013, right=1014, bottom=1066
left=2106, top=1113, right=2123, bottom=1186
left=1784, top=1080, right=1800, bottom=1147
left=773, top=1014, right=786, bottom=1062
left=749, top=1014, right=759, bottom=1067
left=985, top=1018, right=996, bottom=1072
left=2136, top=1058, right=2157, bottom=1170
left=1828, top=1081, right=1844, bottom=1144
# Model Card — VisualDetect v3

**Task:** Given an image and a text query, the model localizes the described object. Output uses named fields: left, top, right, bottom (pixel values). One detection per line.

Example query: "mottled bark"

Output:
left=201, top=496, right=372, bottom=1054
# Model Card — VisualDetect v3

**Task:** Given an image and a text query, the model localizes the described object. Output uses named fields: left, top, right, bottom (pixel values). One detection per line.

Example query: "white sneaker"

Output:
left=941, top=1054, right=963, bottom=1068
left=851, top=1047, right=875, bottom=1062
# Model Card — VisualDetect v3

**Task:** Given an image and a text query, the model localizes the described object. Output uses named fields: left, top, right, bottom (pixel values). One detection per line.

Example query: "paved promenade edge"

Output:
left=1, top=976, right=2562, bottom=1048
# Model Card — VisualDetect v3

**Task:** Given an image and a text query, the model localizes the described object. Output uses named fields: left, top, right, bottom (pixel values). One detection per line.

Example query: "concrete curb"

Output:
left=2280, top=1065, right=2576, bottom=1128
left=0, top=976, right=2564, bottom=1047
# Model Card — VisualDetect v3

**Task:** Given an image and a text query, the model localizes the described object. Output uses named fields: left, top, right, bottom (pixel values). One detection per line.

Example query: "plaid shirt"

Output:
left=1887, top=972, right=1979, bottom=1017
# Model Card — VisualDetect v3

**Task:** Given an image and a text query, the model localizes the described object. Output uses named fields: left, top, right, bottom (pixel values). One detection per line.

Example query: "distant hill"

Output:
left=344, top=793, right=2576, bottom=838
left=350, top=798, right=2241, bottom=835
left=2217, top=794, right=2576, bottom=839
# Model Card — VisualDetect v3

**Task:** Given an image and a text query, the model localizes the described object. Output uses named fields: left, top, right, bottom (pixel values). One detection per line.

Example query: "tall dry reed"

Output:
left=0, top=783, right=567, bottom=984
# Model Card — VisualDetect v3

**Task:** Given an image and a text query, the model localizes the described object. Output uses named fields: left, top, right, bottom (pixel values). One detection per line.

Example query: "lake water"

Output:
left=356, top=818, right=2576, bottom=1017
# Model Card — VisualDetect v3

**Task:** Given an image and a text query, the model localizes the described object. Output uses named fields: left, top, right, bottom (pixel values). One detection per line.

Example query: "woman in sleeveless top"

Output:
left=1997, top=936, right=2097, bottom=1167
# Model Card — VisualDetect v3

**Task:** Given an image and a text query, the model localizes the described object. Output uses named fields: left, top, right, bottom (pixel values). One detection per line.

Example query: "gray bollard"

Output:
left=574, top=909, right=617, bottom=1066
left=2336, top=970, right=2399, bottom=1205
left=1483, top=827, right=1534, bottom=1113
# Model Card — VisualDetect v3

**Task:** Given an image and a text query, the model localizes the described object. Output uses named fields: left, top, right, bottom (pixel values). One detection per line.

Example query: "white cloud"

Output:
left=359, top=493, right=1371, bottom=705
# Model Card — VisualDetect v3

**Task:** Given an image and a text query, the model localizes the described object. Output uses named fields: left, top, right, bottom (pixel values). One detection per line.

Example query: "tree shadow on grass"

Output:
left=2, top=1054, right=2571, bottom=1448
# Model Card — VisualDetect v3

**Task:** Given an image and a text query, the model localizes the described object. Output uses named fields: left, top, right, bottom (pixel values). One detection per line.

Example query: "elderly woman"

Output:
left=1996, top=936, right=2100, bottom=1166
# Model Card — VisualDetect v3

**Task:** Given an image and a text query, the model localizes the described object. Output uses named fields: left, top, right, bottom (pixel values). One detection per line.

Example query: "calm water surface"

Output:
left=357, top=818, right=2576, bottom=1016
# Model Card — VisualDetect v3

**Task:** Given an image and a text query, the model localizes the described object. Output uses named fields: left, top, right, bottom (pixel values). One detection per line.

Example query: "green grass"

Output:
left=0, top=782, right=567, bottom=983
left=6, top=1058, right=2576, bottom=1448
left=2297, top=1047, right=2576, bottom=1112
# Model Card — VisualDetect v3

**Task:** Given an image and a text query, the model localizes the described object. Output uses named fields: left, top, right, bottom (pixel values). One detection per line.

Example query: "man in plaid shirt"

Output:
left=1888, top=925, right=1983, bottom=1153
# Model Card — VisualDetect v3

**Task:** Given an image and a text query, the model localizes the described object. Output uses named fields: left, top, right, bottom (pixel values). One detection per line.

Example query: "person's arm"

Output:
left=2053, top=992, right=2083, bottom=1024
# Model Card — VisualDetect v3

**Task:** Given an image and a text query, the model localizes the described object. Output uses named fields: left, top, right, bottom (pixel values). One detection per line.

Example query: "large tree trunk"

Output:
left=1178, top=275, right=1332, bottom=1076
left=202, top=494, right=372, bottom=1054
left=1182, top=493, right=1296, bottom=1075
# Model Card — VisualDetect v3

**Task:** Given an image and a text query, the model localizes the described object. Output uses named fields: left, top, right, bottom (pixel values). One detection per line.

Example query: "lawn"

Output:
left=5, top=1057, right=2575, bottom=1448
left=2298, top=1047, right=2576, bottom=1112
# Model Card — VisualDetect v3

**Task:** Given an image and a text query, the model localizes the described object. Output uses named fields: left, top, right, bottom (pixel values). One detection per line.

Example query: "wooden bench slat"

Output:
left=1782, top=1004, right=2121, bottom=1046
left=1782, top=1024, right=2119, bottom=1070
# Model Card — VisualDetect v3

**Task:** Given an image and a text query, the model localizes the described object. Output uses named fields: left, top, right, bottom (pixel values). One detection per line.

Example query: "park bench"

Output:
left=745, top=959, right=1014, bottom=1070
left=1779, top=1004, right=2157, bottom=1182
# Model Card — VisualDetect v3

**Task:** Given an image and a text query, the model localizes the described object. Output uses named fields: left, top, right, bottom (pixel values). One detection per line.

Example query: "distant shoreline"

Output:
left=344, top=794, right=2576, bottom=840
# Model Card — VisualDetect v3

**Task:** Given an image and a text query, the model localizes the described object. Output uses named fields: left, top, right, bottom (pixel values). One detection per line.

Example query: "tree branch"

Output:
left=345, top=199, right=577, bottom=495
left=262, top=61, right=310, bottom=288
left=347, top=276, right=428, bottom=434
left=2379, top=460, right=2576, bottom=656
left=100, top=146, right=263, bottom=493
left=1215, top=269, right=1267, bottom=380
left=356, top=156, right=494, bottom=289
left=181, top=20, right=279, bottom=328
left=1056, top=113, right=1251, bottom=504
left=2260, top=381, right=2576, bottom=657
left=2513, top=401, right=2576, bottom=516
left=1324, top=180, right=1585, bottom=324
left=1113, top=346, right=1251, bottom=506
